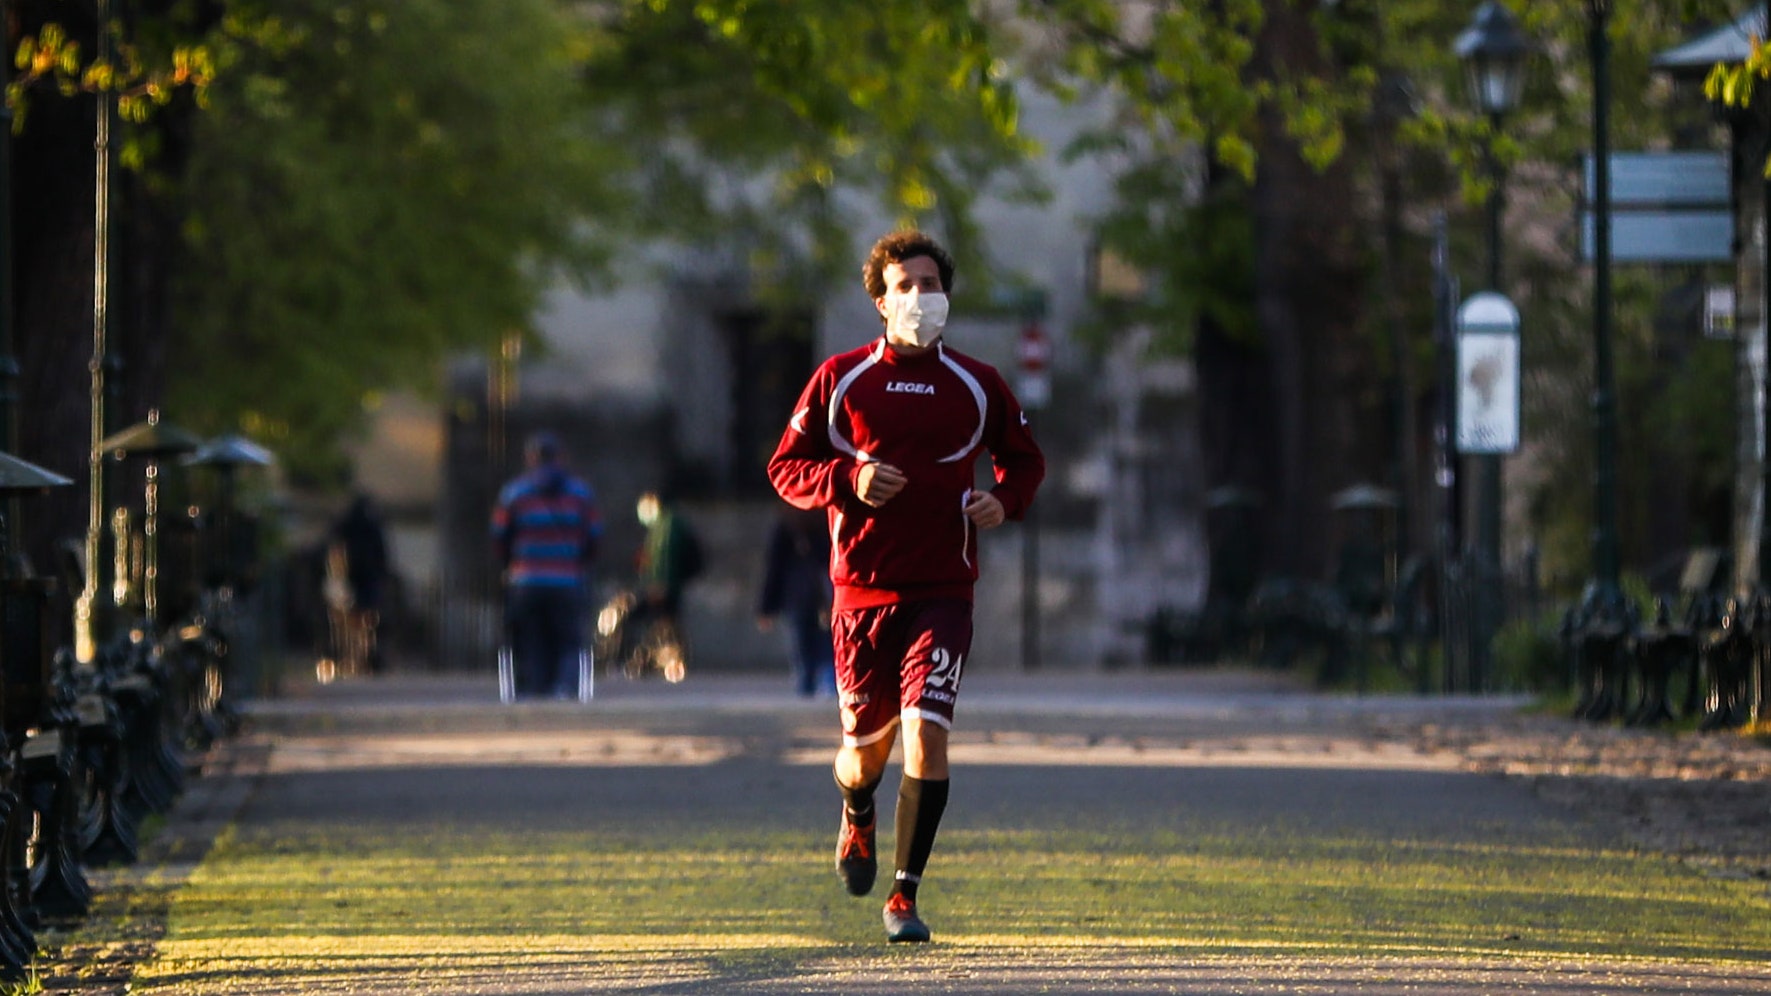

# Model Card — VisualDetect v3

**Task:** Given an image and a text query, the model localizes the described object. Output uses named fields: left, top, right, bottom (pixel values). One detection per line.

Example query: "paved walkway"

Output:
left=46, top=666, right=1771, bottom=995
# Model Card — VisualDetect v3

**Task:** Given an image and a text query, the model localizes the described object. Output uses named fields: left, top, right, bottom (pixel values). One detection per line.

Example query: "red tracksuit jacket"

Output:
left=767, top=338, right=1046, bottom=611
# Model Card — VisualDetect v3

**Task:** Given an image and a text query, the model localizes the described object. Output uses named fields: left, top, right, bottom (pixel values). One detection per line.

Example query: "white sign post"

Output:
left=1016, top=322, right=1051, bottom=409
left=1705, top=285, right=1736, bottom=339
left=1455, top=292, right=1521, bottom=455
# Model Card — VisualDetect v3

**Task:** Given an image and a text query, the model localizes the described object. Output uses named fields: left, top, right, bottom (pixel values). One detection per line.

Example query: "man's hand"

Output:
left=855, top=461, right=907, bottom=507
left=964, top=490, right=1006, bottom=529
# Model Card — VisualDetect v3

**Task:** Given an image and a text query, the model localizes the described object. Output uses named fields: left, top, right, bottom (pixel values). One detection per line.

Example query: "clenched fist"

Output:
left=855, top=461, right=907, bottom=507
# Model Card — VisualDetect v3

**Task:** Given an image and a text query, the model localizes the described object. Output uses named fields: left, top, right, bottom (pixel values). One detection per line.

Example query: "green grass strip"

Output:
left=118, top=817, right=1771, bottom=992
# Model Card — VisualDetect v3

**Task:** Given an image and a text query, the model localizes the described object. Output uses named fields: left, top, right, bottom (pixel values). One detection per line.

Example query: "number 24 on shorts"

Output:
left=926, top=648, right=964, bottom=690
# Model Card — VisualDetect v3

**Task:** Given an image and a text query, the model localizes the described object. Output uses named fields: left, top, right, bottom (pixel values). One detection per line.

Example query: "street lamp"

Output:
left=1455, top=3, right=1531, bottom=114
left=1455, top=1, right=1531, bottom=690
left=1455, top=1, right=1531, bottom=289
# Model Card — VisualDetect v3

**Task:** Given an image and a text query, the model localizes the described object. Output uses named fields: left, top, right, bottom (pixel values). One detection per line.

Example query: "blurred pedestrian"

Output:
left=492, top=432, right=602, bottom=698
left=757, top=506, right=837, bottom=698
left=767, top=229, right=1045, bottom=943
left=328, top=493, right=391, bottom=674
left=623, top=489, right=703, bottom=677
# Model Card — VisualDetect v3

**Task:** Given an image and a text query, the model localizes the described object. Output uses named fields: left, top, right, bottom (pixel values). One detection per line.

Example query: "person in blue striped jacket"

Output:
left=492, top=432, right=602, bottom=698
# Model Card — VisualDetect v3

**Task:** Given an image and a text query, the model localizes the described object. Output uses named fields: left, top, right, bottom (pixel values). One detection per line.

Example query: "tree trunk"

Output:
left=1194, top=2, right=1388, bottom=584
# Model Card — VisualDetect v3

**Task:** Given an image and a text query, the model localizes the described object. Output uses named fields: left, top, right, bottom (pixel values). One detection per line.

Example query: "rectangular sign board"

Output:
left=1582, top=151, right=1730, bottom=207
left=1580, top=210, right=1733, bottom=264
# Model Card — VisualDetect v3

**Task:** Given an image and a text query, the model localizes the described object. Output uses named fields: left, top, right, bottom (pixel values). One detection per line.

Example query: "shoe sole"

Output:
left=884, top=913, right=931, bottom=943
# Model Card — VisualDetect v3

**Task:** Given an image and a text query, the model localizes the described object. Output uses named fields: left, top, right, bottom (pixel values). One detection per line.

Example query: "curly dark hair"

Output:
left=861, top=230, right=955, bottom=301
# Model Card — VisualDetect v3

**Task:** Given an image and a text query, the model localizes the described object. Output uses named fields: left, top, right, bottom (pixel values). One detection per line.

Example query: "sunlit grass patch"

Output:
left=937, top=827, right=1771, bottom=960
left=120, top=813, right=1771, bottom=994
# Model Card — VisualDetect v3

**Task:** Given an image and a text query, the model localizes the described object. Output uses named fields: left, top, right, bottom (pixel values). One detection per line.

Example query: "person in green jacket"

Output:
left=623, top=490, right=703, bottom=680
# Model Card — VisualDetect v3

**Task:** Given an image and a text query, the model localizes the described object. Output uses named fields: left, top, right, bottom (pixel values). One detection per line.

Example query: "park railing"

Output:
left=0, top=426, right=268, bottom=981
left=1561, top=572, right=1766, bottom=731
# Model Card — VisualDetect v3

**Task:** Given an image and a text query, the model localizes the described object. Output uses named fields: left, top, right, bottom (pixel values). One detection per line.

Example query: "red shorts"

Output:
left=831, top=598, right=973, bottom=747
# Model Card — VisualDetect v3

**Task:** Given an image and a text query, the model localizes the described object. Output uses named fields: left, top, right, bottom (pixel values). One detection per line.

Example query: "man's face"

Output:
left=874, top=256, right=945, bottom=348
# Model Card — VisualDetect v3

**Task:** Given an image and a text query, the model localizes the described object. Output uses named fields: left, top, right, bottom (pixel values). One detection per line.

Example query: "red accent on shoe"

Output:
left=839, top=816, right=875, bottom=860
left=883, top=891, right=930, bottom=942
left=837, top=809, right=878, bottom=896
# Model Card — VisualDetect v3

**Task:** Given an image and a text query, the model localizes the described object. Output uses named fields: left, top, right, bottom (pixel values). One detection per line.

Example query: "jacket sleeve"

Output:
left=767, top=364, right=862, bottom=512
left=983, top=367, right=1046, bottom=521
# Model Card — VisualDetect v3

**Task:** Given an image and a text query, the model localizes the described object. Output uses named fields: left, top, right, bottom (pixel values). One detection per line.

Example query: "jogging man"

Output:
left=767, top=230, right=1045, bottom=943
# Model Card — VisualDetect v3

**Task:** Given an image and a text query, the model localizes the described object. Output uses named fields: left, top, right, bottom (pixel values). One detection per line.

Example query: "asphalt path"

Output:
left=100, top=669, right=1771, bottom=994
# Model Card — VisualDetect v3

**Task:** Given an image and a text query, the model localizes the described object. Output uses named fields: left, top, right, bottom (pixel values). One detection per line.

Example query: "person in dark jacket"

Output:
left=329, top=493, right=391, bottom=673
left=756, top=506, right=837, bottom=698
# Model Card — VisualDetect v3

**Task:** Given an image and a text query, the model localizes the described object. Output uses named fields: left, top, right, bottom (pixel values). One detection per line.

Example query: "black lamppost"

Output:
left=0, top=0, right=18, bottom=558
left=1587, top=1, right=1622, bottom=603
left=1454, top=1, right=1530, bottom=689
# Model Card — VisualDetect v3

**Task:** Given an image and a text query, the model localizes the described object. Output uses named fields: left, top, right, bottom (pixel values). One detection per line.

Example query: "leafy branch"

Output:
left=7, top=20, right=213, bottom=130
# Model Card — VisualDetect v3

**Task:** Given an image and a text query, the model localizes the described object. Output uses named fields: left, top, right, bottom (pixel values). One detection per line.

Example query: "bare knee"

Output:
left=836, top=735, right=894, bottom=789
left=902, top=718, right=949, bottom=780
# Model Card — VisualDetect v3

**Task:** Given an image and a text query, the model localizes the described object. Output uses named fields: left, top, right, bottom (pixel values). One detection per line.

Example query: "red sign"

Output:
left=1017, top=323, right=1050, bottom=373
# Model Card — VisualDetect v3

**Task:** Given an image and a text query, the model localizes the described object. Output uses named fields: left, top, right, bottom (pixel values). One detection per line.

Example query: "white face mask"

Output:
left=883, top=290, right=949, bottom=348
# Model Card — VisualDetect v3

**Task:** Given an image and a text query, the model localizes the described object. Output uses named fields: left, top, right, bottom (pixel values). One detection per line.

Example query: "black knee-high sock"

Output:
left=890, top=776, right=949, bottom=901
left=836, top=766, right=881, bottom=825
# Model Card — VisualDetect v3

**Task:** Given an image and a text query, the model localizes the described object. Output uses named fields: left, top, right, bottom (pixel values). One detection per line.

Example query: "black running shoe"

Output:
left=882, top=893, right=930, bottom=943
left=835, top=807, right=877, bottom=896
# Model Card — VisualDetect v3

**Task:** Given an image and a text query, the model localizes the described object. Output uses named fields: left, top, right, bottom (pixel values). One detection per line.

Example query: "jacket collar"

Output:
left=873, top=338, right=943, bottom=367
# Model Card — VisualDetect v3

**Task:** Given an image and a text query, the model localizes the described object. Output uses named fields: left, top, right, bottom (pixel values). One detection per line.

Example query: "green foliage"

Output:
left=166, top=0, right=635, bottom=483
left=581, top=0, right=1034, bottom=298
left=1027, top=1, right=1493, bottom=359
left=1492, top=611, right=1566, bottom=693
left=1039, top=0, right=1742, bottom=591
left=1072, top=160, right=1256, bottom=352
left=8, top=1, right=1035, bottom=483
left=1643, top=336, right=1736, bottom=512
left=148, top=0, right=1032, bottom=482
left=0, top=964, right=42, bottom=996
left=7, top=11, right=214, bottom=135
left=9, top=0, right=1751, bottom=550
left=1702, top=2, right=1771, bottom=158
left=1023, top=0, right=1270, bottom=173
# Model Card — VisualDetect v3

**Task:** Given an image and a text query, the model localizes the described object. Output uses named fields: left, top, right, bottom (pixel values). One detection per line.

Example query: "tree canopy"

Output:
left=4, top=0, right=1756, bottom=586
left=165, top=0, right=631, bottom=481
left=159, top=0, right=1033, bottom=481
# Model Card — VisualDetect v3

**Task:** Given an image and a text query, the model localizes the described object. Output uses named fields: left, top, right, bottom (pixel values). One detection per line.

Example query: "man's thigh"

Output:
left=833, top=599, right=973, bottom=745
left=892, top=599, right=973, bottom=733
